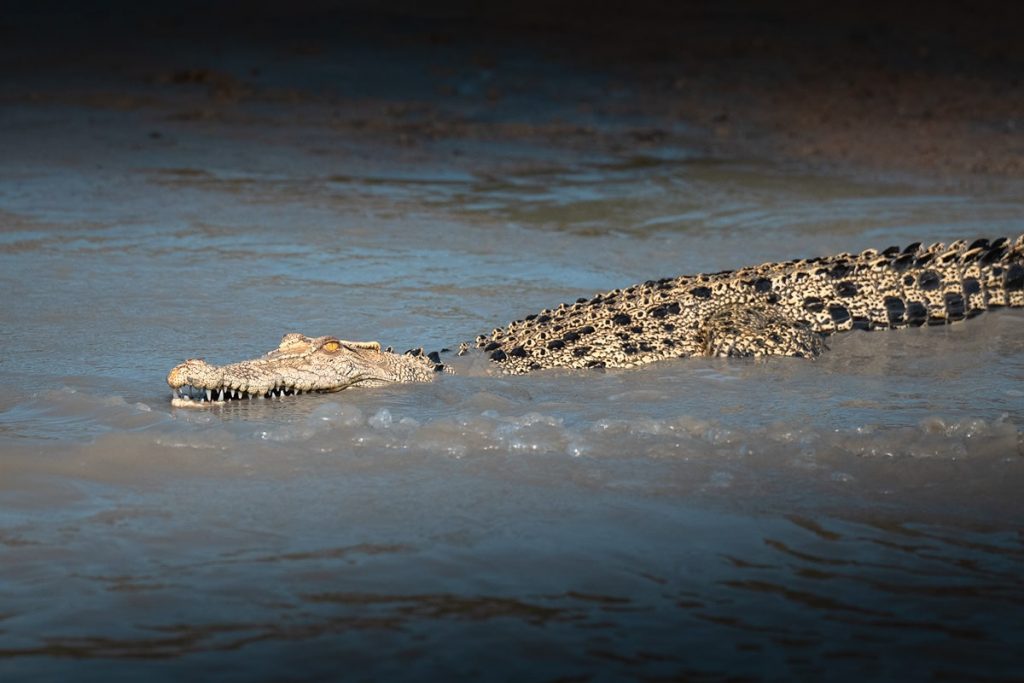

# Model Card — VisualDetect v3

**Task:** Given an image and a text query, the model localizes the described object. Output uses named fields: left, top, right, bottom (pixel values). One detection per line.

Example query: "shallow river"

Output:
left=2, top=60, right=1024, bottom=680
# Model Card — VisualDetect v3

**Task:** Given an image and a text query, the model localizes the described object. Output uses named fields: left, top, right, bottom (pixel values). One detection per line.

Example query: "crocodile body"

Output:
left=478, top=234, right=1024, bottom=373
left=167, top=235, right=1024, bottom=405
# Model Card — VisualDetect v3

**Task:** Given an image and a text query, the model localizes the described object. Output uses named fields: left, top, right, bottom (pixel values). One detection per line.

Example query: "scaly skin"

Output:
left=168, top=235, right=1024, bottom=405
left=479, top=234, right=1024, bottom=371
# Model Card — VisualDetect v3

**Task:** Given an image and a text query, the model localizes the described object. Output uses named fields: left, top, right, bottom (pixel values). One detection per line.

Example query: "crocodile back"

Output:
left=739, top=234, right=1024, bottom=334
left=477, top=234, right=1024, bottom=373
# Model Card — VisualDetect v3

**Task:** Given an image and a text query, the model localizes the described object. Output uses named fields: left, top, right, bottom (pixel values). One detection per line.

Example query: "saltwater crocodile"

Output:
left=168, top=235, right=1024, bottom=406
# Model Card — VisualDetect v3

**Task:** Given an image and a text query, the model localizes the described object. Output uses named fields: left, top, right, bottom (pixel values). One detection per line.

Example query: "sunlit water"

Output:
left=2, top=66, right=1024, bottom=680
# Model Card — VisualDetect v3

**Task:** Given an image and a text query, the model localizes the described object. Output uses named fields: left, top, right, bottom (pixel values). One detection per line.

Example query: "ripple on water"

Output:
left=2, top=83, right=1024, bottom=680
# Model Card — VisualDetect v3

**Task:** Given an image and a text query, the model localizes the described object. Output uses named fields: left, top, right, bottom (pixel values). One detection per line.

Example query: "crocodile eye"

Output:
left=322, top=341, right=341, bottom=352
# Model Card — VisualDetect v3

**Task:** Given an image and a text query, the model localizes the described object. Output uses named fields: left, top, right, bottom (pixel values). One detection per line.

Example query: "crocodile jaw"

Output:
left=166, top=333, right=437, bottom=407
left=166, top=357, right=375, bottom=407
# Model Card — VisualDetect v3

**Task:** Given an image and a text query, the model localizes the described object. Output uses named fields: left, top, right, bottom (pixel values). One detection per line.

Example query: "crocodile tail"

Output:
left=824, top=234, right=1024, bottom=331
left=981, top=233, right=1024, bottom=309
left=1012, top=233, right=1024, bottom=307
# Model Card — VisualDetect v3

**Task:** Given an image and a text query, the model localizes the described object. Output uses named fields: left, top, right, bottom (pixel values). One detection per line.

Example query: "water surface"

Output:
left=1, top=34, right=1023, bottom=682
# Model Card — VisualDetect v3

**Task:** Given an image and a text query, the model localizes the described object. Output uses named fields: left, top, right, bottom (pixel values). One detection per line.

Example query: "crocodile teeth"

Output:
left=172, top=383, right=316, bottom=403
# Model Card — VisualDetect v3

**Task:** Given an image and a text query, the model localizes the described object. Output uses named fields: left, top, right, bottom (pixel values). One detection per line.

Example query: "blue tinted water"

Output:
left=1, top=38, right=1023, bottom=683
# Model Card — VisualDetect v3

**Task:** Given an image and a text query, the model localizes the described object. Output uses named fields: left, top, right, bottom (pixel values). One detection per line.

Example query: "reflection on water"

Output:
left=2, top=45, right=1024, bottom=683
left=1, top=476, right=1021, bottom=680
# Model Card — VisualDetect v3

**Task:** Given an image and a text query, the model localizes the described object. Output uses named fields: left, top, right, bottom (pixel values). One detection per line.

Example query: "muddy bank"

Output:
left=3, top=1, right=1022, bottom=185
left=500, top=0, right=1024, bottom=180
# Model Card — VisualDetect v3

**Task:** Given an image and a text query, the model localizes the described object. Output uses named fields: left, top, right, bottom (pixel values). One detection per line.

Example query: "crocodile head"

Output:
left=166, top=333, right=439, bottom=407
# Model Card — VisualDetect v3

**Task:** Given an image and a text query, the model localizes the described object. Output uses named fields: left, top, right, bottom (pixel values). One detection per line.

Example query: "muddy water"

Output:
left=2, top=91, right=1024, bottom=680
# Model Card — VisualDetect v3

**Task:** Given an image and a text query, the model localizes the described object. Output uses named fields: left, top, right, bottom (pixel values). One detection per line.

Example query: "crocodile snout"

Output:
left=166, top=359, right=221, bottom=389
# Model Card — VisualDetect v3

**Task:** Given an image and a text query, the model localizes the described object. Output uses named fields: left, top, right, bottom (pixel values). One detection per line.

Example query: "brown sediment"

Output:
left=499, top=0, right=1024, bottom=181
left=2, top=1, right=1022, bottom=184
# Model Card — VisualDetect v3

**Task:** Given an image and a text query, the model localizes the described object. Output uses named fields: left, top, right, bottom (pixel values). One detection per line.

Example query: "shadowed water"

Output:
left=2, top=19, right=1024, bottom=682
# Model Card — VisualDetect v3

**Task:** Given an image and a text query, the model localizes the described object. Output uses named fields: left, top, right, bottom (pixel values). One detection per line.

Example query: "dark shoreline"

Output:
left=3, top=1, right=1022, bottom=187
